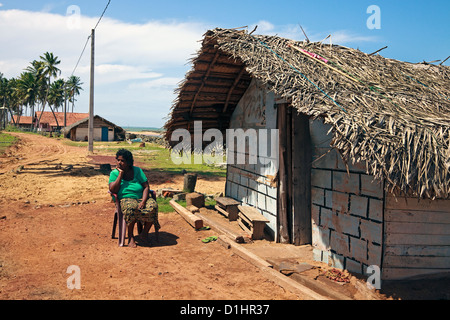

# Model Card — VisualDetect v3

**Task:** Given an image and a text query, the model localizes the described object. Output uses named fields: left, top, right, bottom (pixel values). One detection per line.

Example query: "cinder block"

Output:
left=332, top=212, right=360, bottom=237
left=266, top=196, right=277, bottom=214
left=257, top=192, right=266, bottom=211
left=329, top=252, right=345, bottom=269
left=267, top=186, right=277, bottom=198
left=240, top=176, right=249, bottom=187
left=360, top=174, right=384, bottom=199
left=312, top=147, right=338, bottom=170
left=346, top=258, right=363, bottom=274
left=367, top=242, right=382, bottom=266
left=312, top=224, right=330, bottom=251
left=333, top=171, right=360, bottom=194
left=230, top=182, right=238, bottom=199
left=238, top=185, right=248, bottom=202
left=325, top=190, right=333, bottom=208
left=331, top=191, right=349, bottom=213
left=247, top=189, right=257, bottom=207
left=311, top=187, right=325, bottom=206
left=350, top=195, right=368, bottom=218
left=360, top=220, right=382, bottom=245
left=320, top=207, right=334, bottom=230
left=368, top=199, right=383, bottom=222
left=350, top=236, right=368, bottom=262
left=311, top=169, right=332, bottom=189
left=330, top=231, right=350, bottom=256
left=311, top=204, right=320, bottom=226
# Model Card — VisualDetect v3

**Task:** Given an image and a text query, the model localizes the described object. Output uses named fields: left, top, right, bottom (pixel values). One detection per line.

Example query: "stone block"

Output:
left=350, top=236, right=368, bottom=262
left=312, top=224, right=330, bottom=251
left=360, top=174, right=384, bottom=199
left=367, top=242, right=383, bottom=267
left=332, top=212, right=360, bottom=237
left=311, top=169, right=332, bottom=189
left=350, top=195, right=368, bottom=218
left=333, top=171, right=360, bottom=194
left=331, top=191, right=349, bottom=213
left=346, top=258, right=363, bottom=274
left=311, top=204, right=320, bottom=226
left=311, top=187, right=325, bottom=206
left=360, top=220, right=383, bottom=245
left=330, top=231, right=349, bottom=256
left=257, top=192, right=266, bottom=211
left=320, top=207, right=334, bottom=230
left=368, top=199, right=383, bottom=222
left=266, top=196, right=277, bottom=214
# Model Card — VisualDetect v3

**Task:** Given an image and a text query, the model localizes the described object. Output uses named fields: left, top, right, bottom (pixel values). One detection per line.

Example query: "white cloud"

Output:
left=0, top=9, right=207, bottom=127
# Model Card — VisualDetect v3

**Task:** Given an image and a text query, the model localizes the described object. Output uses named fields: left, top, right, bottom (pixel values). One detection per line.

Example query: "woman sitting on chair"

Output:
left=109, top=149, right=160, bottom=248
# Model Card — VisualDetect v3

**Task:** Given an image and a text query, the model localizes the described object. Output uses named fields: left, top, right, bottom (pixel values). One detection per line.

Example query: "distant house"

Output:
left=10, top=116, right=33, bottom=130
left=63, top=115, right=126, bottom=142
left=34, top=112, right=89, bottom=132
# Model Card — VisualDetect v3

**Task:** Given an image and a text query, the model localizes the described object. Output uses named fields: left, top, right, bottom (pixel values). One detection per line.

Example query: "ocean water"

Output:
left=123, top=127, right=164, bottom=132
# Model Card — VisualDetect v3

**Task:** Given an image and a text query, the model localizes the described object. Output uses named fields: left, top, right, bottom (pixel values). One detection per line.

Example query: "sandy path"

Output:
left=0, top=133, right=304, bottom=301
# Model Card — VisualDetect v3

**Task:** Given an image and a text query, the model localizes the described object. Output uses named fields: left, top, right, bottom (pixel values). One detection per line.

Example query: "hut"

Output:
left=10, top=116, right=33, bottom=130
left=34, top=112, right=89, bottom=132
left=63, top=115, right=125, bottom=142
left=164, top=28, right=450, bottom=281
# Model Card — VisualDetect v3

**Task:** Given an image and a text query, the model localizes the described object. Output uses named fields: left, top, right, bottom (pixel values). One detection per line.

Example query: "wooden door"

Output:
left=277, top=104, right=312, bottom=245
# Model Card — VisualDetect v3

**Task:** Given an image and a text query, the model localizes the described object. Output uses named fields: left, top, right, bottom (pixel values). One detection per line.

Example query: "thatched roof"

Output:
left=164, top=28, right=450, bottom=199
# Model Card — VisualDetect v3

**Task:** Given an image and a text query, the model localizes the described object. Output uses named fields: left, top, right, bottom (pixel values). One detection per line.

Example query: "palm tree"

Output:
left=17, top=72, right=39, bottom=119
left=36, top=52, right=61, bottom=129
left=66, top=75, right=83, bottom=113
left=48, top=79, right=65, bottom=116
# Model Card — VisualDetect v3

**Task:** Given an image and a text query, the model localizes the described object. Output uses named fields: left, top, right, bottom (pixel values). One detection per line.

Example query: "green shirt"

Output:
left=109, top=167, right=148, bottom=200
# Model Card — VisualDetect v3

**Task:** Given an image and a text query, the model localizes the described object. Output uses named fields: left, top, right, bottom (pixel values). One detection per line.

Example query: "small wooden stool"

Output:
left=237, top=205, right=269, bottom=240
left=215, top=197, right=240, bottom=221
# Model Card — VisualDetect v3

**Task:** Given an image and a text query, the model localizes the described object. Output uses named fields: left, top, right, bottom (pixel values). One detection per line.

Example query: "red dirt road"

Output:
left=0, top=133, right=303, bottom=300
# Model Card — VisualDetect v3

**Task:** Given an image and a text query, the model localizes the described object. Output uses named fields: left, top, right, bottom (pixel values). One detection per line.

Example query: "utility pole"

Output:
left=88, top=29, right=95, bottom=153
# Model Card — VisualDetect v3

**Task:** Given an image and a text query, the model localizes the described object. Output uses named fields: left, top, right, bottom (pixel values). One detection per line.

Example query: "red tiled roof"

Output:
left=35, top=112, right=89, bottom=127
left=11, top=116, right=33, bottom=125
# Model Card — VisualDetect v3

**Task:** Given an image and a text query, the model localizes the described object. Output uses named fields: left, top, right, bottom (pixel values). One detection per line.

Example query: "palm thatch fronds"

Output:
left=165, top=28, right=450, bottom=199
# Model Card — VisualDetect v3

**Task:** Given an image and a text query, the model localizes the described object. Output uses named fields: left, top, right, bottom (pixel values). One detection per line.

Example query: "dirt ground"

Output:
left=1, top=133, right=449, bottom=301
left=0, top=133, right=303, bottom=300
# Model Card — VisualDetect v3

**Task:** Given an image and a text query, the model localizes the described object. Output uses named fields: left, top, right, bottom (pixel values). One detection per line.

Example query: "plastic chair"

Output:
left=110, top=190, right=157, bottom=247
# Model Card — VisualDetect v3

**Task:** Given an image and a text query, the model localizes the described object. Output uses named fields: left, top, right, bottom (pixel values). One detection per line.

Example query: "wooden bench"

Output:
left=215, top=197, right=240, bottom=221
left=237, top=205, right=270, bottom=240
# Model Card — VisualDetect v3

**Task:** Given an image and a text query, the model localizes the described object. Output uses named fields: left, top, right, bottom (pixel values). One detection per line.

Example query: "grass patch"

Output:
left=0, top=132, right=18, bottom=155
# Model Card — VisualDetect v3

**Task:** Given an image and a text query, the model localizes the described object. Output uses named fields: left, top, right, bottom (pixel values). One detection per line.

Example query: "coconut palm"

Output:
left=36, top=52, right=61, bottom=129
left=66, top=75, right=83, bottom=113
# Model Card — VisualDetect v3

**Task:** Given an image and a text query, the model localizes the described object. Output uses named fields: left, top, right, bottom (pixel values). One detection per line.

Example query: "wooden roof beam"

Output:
left=223, top=67, right=246, bottom=113
left=189, top=51, right=220, bottom=115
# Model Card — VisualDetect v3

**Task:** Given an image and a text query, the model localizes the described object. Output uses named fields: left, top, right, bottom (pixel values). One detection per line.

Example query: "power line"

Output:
left=71, top=0, right=111, bottom=77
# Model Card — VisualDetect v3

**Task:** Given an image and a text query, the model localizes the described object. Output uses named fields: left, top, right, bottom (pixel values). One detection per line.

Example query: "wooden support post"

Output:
left=170, top=199, right=203, bottom=230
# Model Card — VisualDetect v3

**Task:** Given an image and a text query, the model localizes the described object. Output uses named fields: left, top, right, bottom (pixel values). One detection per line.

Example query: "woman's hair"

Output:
left=116, top=149, right=134, bottom=166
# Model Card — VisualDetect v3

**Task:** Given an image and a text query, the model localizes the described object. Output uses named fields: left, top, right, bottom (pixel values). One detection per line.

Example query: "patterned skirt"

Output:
left=120, top=198, right=160, bottom=230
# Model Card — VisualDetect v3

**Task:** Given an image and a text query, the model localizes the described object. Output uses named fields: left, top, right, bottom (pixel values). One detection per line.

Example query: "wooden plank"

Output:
left=383, top=255, right=450, bottom=269
left=277, top=103, right=291, bottom=244
left=385, top=196, right=450, bottom=212
left=291, top=112, right=312, bottom=246
left=385, top=245, right=450, bottom=257
left=170, top=199, right=203, bottom=230
left=216, top=197, right=240, bottom=207
left=385, top=209, right=450, bottom=224
left=238, top=205, right=269, bottom=222
left=215, top=205, right=230, bottom=218
left=382, top=267, right=450, bottom=281
left=384, top=233, right=450, bottom=246
left=386, top=221, right=450, bottom=235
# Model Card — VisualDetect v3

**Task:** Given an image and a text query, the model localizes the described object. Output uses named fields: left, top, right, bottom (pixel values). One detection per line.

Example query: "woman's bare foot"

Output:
left=128, top=237, right=137, bottom=248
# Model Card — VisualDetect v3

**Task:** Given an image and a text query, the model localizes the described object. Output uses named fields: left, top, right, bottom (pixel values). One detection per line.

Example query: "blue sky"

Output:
left=0, top=0, right=449, bottom=127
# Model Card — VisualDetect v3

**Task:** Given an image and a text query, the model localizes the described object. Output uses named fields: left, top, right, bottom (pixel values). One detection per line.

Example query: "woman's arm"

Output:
left=139, top=181, right=150, bottom=209
left=109, top=169, right=124, bottom=194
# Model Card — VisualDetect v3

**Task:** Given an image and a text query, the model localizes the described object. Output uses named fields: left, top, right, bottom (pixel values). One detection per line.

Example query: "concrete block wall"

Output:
left=226, top=160, right=278, bottom=238
left=310, top=119, right=384, bottom=275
